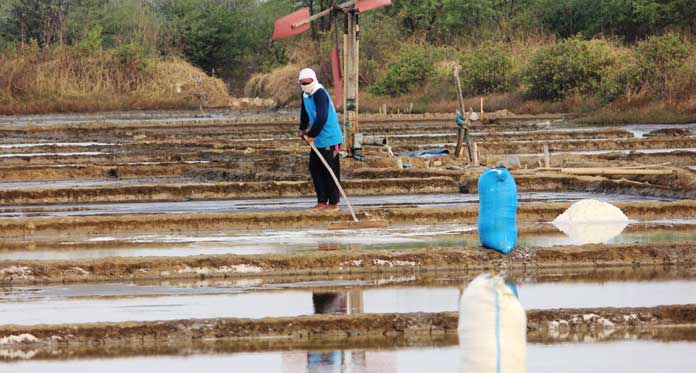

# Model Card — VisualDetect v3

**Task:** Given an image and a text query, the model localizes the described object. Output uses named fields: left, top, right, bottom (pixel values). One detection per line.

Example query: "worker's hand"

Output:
left=305, top=136, right=314, bottom=146
left=298, top=129, right=308, bottom=138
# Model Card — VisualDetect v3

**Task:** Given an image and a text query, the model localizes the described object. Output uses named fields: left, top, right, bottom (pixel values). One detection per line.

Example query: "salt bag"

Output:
left=458, top=273, right=527, bottom=373
left=478, top=168, right=518, bottom=254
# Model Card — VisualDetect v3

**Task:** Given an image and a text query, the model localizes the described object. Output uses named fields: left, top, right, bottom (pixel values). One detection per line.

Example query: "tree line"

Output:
left=1, top=0, right=695, bottom=92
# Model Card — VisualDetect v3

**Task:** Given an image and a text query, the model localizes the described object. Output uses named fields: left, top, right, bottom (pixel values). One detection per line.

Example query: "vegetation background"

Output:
left=1, top=0, right=696, bottom=121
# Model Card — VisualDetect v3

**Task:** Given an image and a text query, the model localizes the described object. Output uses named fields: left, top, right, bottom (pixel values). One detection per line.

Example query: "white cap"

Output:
left=298, top=68, right=317, bottom=82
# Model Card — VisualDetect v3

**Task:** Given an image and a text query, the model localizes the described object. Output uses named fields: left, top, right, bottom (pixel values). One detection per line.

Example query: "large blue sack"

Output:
left=478, top=168, right=518, bottom=254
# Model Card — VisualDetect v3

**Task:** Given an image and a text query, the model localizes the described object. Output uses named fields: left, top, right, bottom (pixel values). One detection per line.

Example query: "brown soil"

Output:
left=0, top=177, right=456, bottom=205
left=645, top=128, right=693, bottom=137
left=1, top=305, right=694, bottom=353
left=1, top=241, right=694, bottom=284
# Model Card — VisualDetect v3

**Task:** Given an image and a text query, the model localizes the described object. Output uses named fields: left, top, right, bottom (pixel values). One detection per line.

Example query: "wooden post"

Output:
left=472, top=142, right=479, bottom=165
left=343, top=9, right=360, bottom=156
left=480, top=97, right=484, bottom=114
left=348, top=289, right=363, bottom=314
left=543, top=144, right=550, bottom=168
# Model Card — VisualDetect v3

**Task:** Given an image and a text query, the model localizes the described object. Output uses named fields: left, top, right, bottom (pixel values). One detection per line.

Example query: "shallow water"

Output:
left=0, top=142, right=112, bottom=149
left=506, top=147, right=696, bottom=157
left=0, top=192, right=670, bottom=218
left=0, top=151, right=107, bottom=158
left=0, top=178, right=185, bottom=190
left=2, top=341, right=695, bottom=372
left=620, top=123, right=696, bottom=138
left=3, top=278, right=696, bottom=326
left=0, top=109, right=294, bottom=126
left=1, top=223, right=693, bottom=261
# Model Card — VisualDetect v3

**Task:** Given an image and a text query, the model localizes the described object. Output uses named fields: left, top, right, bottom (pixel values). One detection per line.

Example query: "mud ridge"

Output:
left=1, top=241, right=694, bottom=284
left=0, top=305, right=694, bottom=354
left=0, top=177, right=457, bottom=205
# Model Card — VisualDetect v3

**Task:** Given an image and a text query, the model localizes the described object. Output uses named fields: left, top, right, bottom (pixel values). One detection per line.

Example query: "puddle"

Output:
left=0, top=109, right=294, bottom=126
left=0, top=192, right=670, bottom=218
left=519, top=230, right=696, bottom=247
left=0, top=178, right=185, bottom=190
left=0, top=152, right=107, bottom=158
left=1, top=341, right=695, bottom=372
left=0, top=142, right=112, bottom=149
left=505, top=148, right=696, bottom=157
left=1, top=221, right=694, bottom=261
left=2, top=220, right=695, bottom=261
left=3, top=278, right=696, bottom=326
left=620, top=123, right=696, bottom=138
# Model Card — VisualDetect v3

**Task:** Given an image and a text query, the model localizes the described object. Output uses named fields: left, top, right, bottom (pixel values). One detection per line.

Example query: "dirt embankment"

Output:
left=0, top=177, right=456, bottom=205
left=1, top=241, right=694, bottom=284
left=1, top=305, right=694, bottom=356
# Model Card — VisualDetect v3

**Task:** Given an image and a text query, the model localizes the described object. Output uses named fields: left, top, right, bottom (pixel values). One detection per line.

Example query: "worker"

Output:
left=455, top=107, right=475, bottom=161
left=297, top=68, right=344, bottom=211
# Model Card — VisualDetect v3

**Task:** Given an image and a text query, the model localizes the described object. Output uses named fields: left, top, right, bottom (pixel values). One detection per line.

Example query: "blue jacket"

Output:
left=300, top=88, right=343, bottom=149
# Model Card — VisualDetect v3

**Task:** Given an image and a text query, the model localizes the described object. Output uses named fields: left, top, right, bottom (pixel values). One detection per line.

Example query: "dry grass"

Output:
left=585, top=97, right=696, bottom=124
left=0, top=45, right=231, bottom=114
left=244, top=64, right=301, bottom=107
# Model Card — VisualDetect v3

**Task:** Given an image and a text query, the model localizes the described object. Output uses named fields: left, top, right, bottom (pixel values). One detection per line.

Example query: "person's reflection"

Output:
left=312, top=292, right=347, bottom=314
left=458, top=273, right=527, bottom=373
left=307, top=292, right=347, bottom=372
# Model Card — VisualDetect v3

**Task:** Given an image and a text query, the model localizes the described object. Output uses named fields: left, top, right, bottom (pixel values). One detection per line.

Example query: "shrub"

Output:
left=635, top=33, right=690, bottom=96
left=110, top=42, right=151, bottom=74
left=76, top=25, right=103, bottom=55
left=368, top=48, right=435, bottom=97
left=668, top=56, right=696, bottom=99
left=459, top=43, right=513, bottom=95
left=523, top=38, right=620, bottom=101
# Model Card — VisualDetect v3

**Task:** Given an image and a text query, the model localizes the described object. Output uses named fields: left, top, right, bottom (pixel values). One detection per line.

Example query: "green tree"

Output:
left=635, top=32, right=690, bottom=96
left=368, top=48, right=435, bottom=96
left=524, top=38, right=620, bottom=100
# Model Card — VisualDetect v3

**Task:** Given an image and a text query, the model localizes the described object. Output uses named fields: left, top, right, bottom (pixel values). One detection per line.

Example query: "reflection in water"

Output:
left=283, top=290, right=372, bottom=372
left=458, top=273, right=527, bottom=372
left=552, top=221, right=629, bottom=245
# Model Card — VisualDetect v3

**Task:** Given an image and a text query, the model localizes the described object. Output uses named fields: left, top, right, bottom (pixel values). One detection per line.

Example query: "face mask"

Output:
left=301, top=80, right=320, bottom=95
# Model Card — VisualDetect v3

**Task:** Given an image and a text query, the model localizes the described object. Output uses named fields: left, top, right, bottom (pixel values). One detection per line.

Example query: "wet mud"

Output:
left=1, top=241, right=694, bottom=284
left=0, top=305, right=694, bottom=357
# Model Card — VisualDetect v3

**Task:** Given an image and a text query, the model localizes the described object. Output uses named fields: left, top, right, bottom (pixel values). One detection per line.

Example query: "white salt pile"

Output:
left=552, top=199, right=629, bottom=245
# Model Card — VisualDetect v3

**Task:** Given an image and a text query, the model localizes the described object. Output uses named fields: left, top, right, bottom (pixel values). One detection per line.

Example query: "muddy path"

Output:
left=0, top=177, right=457, bottom=205
left=1, top=326, right=694, bottom=363
left=0, top=305, right=694, bottom=354
left=1, top=240, right=694, bottom=284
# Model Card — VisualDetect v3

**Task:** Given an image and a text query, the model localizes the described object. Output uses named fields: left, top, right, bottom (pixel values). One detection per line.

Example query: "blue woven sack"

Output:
left=478, top=168, right=518, bottom=254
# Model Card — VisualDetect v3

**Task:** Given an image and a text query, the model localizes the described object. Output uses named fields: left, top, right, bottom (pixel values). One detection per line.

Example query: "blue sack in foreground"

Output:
left=478, top=168, right=518, bottom=254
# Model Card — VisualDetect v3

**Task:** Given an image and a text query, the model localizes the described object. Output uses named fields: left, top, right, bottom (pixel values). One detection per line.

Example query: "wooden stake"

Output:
left=543, top=144, right=550, bottom=168
left=472, top=142, right=479, bottom=165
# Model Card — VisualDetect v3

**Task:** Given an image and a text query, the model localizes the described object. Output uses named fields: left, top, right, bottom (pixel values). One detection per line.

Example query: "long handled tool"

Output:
left=304, top=136, right=386, bottom=230
left=452, top=66, right=473, bottom=162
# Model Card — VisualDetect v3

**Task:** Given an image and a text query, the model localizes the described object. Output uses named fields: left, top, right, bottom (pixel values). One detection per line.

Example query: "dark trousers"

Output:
left=309, top=146, right=340, bottom=204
